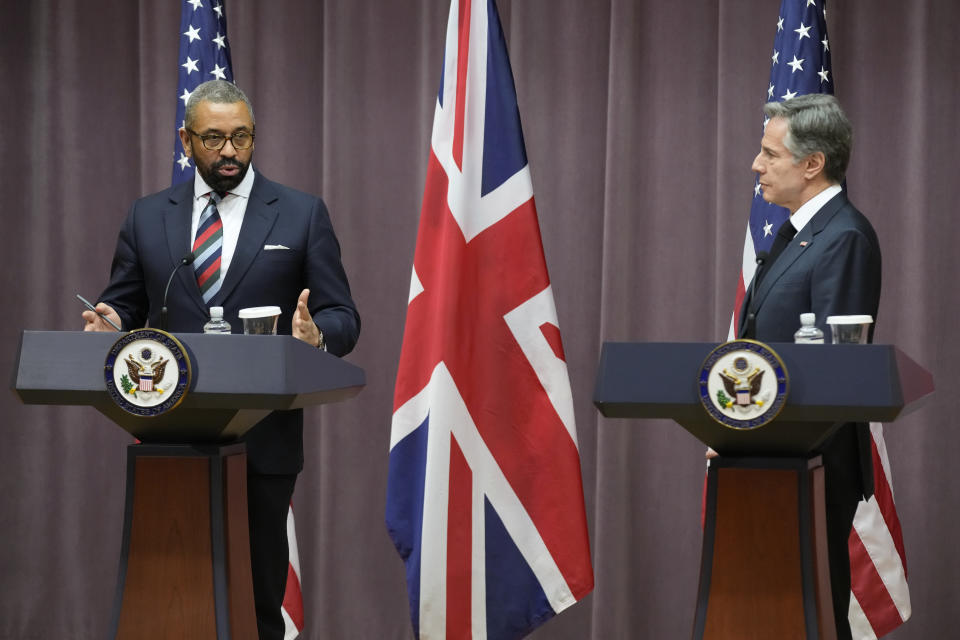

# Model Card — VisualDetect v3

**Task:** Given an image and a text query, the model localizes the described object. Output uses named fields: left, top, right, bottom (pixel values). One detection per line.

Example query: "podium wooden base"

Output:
left=109, top=444, right=257, bottom=640
left=693, top=457, right=835, bottom=640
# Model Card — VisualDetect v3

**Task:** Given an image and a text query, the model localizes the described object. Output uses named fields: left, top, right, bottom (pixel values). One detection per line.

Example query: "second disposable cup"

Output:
left=238, top=306, right=281, bottom=335
left=826, top=315, right=873, bottom=344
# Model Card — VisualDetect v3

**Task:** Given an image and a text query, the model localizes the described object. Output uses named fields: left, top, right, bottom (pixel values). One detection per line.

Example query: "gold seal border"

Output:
left=105, top=328, right=193, bottom=417
left=698, top=339, right=790, bottom=431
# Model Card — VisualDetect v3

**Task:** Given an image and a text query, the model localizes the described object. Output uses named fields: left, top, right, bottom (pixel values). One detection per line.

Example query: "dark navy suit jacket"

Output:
left=99, top=172, right=360, bottom=474
left=739, top=190, right=881, bottom=499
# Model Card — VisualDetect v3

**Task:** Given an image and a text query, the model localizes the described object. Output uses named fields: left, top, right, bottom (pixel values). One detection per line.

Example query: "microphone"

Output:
left=745, top=251, right=769, bottom=339
left=160, top=252, right=196, bottom=331
left=754, top=250, right=769, bottom=278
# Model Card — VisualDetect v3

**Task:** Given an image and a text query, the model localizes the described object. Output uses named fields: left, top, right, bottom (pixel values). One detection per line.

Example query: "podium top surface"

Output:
left=13, top=330, right=365, bottom=411
left=593, top=341, right=933, bottom=455
left=594, top=341, right=933, bottom=423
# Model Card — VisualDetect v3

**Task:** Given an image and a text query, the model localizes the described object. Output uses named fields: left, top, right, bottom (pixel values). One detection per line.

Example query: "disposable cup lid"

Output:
left=826, top=315, right=873, bottom=325
left=238, top=306, right=282, bottom=319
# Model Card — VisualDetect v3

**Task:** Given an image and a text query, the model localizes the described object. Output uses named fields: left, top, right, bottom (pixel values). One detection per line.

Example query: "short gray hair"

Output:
left=184, top=80, right=255, bottom=129
left=763, top=94, right=852, bottom=183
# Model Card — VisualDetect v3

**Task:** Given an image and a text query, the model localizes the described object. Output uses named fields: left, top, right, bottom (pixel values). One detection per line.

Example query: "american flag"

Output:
left=171, top=3, right=304, bottom=638
left=386, top=1, right=594, bottom=637
left=281, top=503, right=305, bottom=637
left=172, top=0, right=234, bottom=185
left=731, top=2, right=910, bottom=637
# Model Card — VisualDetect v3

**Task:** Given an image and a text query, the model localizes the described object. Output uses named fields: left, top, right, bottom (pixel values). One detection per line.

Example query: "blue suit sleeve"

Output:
left=304, top=198, right=360, bottom=357
left=99, top=203, right=150, bottom=331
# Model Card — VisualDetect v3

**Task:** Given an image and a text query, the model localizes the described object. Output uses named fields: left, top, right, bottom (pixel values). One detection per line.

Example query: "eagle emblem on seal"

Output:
left=716, top=356, right=767, bottom=410
left=120, top=347, right=170, bottom=397
left=698, top=340, right=788, bottom=430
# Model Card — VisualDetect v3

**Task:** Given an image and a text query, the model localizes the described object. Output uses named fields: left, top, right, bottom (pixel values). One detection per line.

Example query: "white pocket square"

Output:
left=264, top=244, right=290, bottom=250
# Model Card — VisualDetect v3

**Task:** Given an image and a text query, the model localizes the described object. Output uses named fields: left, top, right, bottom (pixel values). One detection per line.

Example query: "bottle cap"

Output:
left=210, top=306, right=224, bottom=318
left=800, top=312, right=815, bottom=325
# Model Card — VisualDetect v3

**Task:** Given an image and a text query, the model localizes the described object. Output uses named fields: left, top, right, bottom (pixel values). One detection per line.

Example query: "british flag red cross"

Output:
left=386, top=1, right=594, bottom=638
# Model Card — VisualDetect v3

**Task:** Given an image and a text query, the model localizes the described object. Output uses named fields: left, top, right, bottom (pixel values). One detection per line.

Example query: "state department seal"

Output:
left=104, top=329, right=191, bottom=417
left=697, top=340, right=788, bottom=430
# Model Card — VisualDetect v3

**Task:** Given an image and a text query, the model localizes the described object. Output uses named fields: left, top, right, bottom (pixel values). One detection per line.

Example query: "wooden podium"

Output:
left=593, top=341, right=933, bottom=640
left=13, top=331, right=365, bottom=640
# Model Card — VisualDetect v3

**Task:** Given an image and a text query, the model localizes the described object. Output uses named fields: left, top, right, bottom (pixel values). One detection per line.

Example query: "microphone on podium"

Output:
left=160, top=252, right=196, bottom=331
left=745, top=250, right=769, bottom=339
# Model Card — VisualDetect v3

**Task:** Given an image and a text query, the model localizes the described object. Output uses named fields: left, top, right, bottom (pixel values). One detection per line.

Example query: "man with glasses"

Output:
left=82, top=80, right=360, bottom=640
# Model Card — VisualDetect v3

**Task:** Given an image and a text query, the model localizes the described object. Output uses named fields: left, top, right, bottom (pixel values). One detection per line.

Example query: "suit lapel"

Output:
left=749, top=191, right=849, bottom=315
left=750, top=229, right=810, bottom=309
left=212, top=174, right=280, bottom=305
left=164, top=182, right=209, bottom=316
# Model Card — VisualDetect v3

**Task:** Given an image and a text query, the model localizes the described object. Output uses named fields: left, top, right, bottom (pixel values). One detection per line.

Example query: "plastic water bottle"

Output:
left=794, top=312, right=824, bottom=344
left=203, top=306, right=232, bottom=334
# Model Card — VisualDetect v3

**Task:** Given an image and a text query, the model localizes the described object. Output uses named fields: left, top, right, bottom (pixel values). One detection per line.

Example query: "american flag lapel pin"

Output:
left=800, top=241, right=809, bottom=247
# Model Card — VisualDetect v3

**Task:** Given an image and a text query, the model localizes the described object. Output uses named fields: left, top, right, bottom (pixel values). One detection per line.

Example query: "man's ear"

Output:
left=804, top=151, right=826, bottom=180
left=178, top=128, right=193, bottom=158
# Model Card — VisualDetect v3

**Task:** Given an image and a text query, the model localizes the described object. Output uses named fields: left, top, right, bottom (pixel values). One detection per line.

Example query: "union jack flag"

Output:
left=170, top=3, right=304, bottom=638
left=386, top=1, right=594, bottom=637
left=730, top=2, right=910, bottom=637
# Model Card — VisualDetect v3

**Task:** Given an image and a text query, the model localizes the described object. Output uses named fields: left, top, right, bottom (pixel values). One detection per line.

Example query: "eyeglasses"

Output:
left=186, top=128, right=255, bottom=151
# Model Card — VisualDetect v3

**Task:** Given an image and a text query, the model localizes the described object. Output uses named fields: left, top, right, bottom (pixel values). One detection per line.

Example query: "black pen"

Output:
left=76, top=294, right=122, bottom=331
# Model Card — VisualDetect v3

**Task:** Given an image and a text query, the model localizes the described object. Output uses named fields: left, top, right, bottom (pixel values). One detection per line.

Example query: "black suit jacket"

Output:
left=99, top=172, right=360, bottom=474
left=739, top=190, right=881, bottom=499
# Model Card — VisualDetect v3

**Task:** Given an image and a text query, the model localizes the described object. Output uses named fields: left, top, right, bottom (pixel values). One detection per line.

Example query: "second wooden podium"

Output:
left=594, top=341, right=932, bottom=640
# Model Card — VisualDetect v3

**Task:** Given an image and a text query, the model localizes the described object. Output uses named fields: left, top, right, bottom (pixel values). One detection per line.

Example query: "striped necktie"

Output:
left=193, top=192, right=224, bottom=303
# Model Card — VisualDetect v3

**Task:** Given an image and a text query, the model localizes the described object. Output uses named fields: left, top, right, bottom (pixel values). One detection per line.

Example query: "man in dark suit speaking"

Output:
left=739, top=93, right=880, bottom=640
left=82, top=80, right=360, bottom=640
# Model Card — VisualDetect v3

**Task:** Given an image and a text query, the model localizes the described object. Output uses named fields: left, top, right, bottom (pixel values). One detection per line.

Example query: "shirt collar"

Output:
left=791, top=183, right=842, bottom=233
left=192, top=164, right=256, bottom=201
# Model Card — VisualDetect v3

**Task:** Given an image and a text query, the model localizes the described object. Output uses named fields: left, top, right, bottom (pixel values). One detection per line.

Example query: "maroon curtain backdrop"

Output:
left=1, top=1, right=956, bottom=638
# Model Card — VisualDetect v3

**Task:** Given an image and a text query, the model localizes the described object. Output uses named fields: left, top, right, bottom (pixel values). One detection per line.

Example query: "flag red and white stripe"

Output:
left=847, top=424, right=910, bottom=638
left=281, top=504, right=305, bottom=639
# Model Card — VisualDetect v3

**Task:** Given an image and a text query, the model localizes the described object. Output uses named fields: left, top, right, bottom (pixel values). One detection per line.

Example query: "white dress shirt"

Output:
left=791, top=183, right=842, bottom=233
left=190, top=165, right=256, bottom=279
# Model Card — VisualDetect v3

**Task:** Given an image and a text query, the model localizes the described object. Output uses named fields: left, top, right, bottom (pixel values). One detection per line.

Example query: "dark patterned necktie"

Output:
left=756, top=218, right=797, bottom=287
left=768, top=219, right=797, bottom=264
left=193, top=192, right=224, bottom=303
